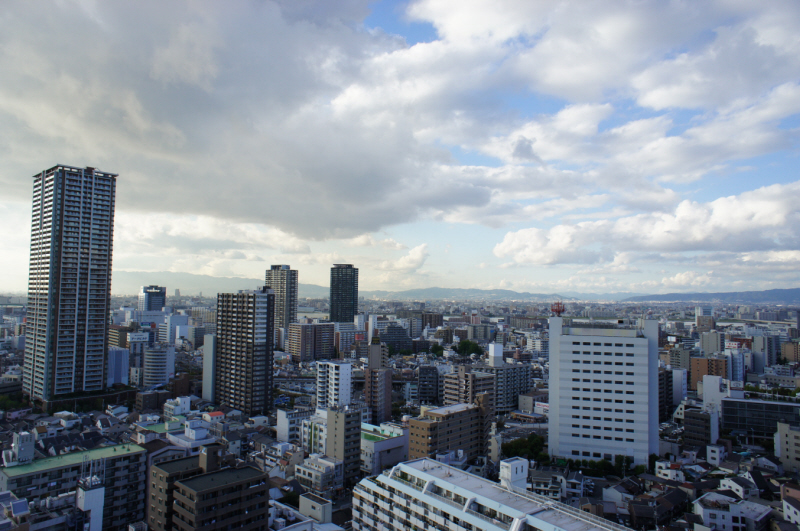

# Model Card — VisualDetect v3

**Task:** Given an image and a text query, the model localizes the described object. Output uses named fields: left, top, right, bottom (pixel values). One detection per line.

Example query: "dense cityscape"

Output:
left=0, top=164, right=799, bottom=531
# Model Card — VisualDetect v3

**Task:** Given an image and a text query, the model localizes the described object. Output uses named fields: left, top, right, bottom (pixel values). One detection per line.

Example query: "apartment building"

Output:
left=352, top=458, right=631, bottom=531
left=276, top=407, right=314, bottom=443
left=0, top=444, right=146, bottom=531
left=171, top=466, right=269, bottom=531
left=288, top=322, right=335, bottom=363
left=548, top=317, right=659, bottom=465
left=443, top=366, right=495, bottom=410
left=776, top=422, right=800, bottom=471
left=148, top=444, right=229, bottom=530
left=408, top=400, right=492, bottom=461
left=301, top=406, right=365, bottom=487
left=295, top=454, right=344, bottom=500
left=214, top=287, right=275, bottom=416
left=24, top=165, right=116, bottom=401
left=316, top=360, right=352, bottom=409
left=360, top=422, right=409, bottom=476
left=471, top=344, right=532, bottom=414
left=365, top=337, right=391, bottom=424
left=690, top=356, right=728, bottom=391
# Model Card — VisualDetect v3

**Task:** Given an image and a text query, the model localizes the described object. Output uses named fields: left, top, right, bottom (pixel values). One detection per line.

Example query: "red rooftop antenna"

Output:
left=551, top=300, right=565, bottom=316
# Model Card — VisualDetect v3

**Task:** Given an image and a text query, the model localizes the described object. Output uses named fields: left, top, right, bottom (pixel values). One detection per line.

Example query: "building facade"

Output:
left=24, top=165, right=117, bottom=401
left=264, top=265, right=298, bottom=333
left=690, top=356, right=729, bottom=391
left=316, top=360, right=353, bottom=409
left=172, top=466, right=269, bottom=530
left=722, top=397, right=800, bottom=439
left=142, top=344, right=176, bottom=387
left=288, top=322, right=335, bottom=363
left=548, top=317, right=659, bottom=465
left=409, top=402, right=492, bottom=461
left=330, top=264, right=358, bottom=323
left=214, top=287, right=275, bottom=416
left=443, top=366, right=496, bottom=410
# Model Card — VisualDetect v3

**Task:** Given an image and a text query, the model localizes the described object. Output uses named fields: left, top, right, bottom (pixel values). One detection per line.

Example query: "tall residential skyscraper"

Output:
left=548, top=317, right=659, bottom=465
left=330, top=264, right=358, bottom=323
left=264, top=265, right=298, bottom=331
left=138, top=285, right=166, bottom=311
left=23, top=165, right=116, bottom=401
left=214, top=287, right=274, bottom=416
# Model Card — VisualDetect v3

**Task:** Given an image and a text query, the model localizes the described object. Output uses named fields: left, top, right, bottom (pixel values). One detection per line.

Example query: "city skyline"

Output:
left=2, top=2, right=800, bottom=295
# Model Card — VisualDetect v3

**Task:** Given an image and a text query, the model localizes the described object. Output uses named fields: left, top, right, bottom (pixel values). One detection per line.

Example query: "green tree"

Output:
left=456, top=340, right=483, bottom=356
left=430, top=344, right=444, bottom=356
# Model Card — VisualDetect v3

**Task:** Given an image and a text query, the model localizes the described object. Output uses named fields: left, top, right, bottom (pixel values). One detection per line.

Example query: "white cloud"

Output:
left=344, top=234, right=407, bottom=249
left=377, top=244, right=429, bottom=272
left=494, top=180, right=800, bottom=265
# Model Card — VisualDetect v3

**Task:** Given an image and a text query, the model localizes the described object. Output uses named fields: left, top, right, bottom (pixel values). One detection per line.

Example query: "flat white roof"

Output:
left=426, top=403, right=474, bottom=415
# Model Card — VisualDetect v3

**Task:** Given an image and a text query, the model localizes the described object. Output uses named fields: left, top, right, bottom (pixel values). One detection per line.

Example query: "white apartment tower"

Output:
left=265, top=265, right=299, bottom=331
left=548, top=317, right=659, bottom=465
left=316, top=360, right=352, bottom=409
left=24, top=165, right=116, bottom=401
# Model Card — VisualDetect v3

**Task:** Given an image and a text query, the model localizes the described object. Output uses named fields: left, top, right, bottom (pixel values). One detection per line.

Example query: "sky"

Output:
left=1, top=0, right=800, bottom=295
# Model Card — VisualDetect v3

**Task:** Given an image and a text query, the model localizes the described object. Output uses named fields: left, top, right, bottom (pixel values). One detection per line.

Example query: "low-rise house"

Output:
left=722, top=477, right=760, bottom=500
left=360, top=422, right=408, bottom=476
left=295, top=454, right=344, bottom=500
left=693, top=491, right=771, bottom=531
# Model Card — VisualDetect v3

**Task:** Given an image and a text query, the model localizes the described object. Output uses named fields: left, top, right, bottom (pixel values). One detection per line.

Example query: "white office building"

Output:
left=352, top=458, right=630, bottom=531
left=548, top=317, right=659, bottom=465
left=316, top=360, right=352, bottom=409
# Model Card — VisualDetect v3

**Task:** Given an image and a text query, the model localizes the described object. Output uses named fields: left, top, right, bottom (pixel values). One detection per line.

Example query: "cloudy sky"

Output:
left=2, top=0, right=800, bottom=295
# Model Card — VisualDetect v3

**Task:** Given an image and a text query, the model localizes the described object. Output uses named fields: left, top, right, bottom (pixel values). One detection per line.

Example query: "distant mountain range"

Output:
left=622, top=288, right=800, bottom=304
left=112, top=272, right=574, bottom=301
left=110, top=271, right=800, bottom=304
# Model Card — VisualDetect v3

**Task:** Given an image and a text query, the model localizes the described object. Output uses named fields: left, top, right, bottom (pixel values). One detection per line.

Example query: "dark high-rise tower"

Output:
left=265, top=265, right=298, bottom=330
left=23, top=165, right=116, bottom=401
left=138, top=285, right=166, bottom=311
left=329, top=264, right=358, bottom=323
left=214, top=287, right=274, bottom=415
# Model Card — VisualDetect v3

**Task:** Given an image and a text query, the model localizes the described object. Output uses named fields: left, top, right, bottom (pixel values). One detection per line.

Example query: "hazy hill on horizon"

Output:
left=109, top=271, right=800, bottom=304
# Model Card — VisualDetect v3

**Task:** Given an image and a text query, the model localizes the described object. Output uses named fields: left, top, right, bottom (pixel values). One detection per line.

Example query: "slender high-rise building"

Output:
left=23, top=165, right=116, bottom=402
left=138, top=285, right=166, bottom=311
left=214, top=287, right=274, bottom=416
left=330, top=264, right=358, bottom=323
left=265, top=265, right=298, bottom=331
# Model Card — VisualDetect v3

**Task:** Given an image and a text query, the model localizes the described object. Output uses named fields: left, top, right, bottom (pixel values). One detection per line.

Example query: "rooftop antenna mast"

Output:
left=551, top=300, right=565, bottom=317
